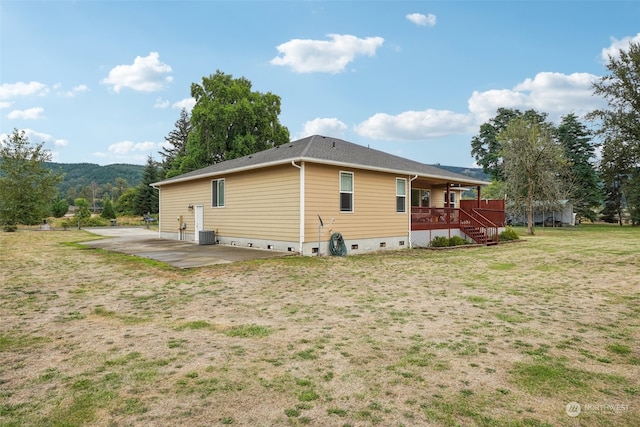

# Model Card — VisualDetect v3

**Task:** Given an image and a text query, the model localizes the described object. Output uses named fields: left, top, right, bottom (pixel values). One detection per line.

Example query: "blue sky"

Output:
left=1, top=1, right=639, bottom=167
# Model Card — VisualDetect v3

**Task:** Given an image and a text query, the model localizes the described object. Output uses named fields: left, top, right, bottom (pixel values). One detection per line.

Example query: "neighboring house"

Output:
left=152, top=135, right=505, bottom=255
left=507, top=200, right=576, bottom=227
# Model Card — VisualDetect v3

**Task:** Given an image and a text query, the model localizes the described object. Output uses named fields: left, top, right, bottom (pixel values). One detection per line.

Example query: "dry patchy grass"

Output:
left=0, top=225, right=638, bottom=426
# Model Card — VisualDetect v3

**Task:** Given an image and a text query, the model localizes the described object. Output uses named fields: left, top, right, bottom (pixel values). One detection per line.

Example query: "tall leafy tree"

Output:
left=135, top=156, right=159, bottom=215
left=115, top=187, right=137, bottom=216
left=0, top=129, right=63, bottom=231
left=589, top=41, right=640, bottom=224
left=599, top=137, right=632, bottom=224
left=557, top=113, right=601, bottom=221
left=160, top=108, right=191, bottom=179
left=172, top=70, right=290, bottom=175
left=471, top=108, right=549, bottom=181
left=74, top=197, right=91, bottom=229
left=499, top=118, right=566, bottom=235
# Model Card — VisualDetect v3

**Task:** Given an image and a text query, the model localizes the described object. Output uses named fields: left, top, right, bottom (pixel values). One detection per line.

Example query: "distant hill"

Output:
left=45, top=162, right=144, bottom=195
left=431, top=165, right=489, bottom=182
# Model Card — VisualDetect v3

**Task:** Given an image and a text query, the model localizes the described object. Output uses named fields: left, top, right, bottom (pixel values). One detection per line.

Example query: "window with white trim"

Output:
left=444, top=191, right=455, bottom=208
left=211, top=179, right=225, bottom=207
left=411, top=188, right=431, bottom=207
left=396, top=178, right=406, bottom=213
left=340, top=171, right=353, bottom=212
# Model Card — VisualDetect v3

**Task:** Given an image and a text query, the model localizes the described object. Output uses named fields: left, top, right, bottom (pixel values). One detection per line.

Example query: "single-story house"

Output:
left=152, top=135, right=505, bottom=255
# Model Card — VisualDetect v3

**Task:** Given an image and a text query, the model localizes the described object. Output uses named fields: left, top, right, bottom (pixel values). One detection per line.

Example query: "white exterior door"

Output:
left=194, top=205, right=204, bottom=242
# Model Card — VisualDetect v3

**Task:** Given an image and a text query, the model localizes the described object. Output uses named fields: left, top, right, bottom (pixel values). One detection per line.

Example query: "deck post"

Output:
left=446, top=182, right=451, bottom=239
left=477, top=185, right=481, bottom=209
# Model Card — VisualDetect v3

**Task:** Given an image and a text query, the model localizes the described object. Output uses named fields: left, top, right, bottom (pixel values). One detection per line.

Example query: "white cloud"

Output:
left=154, top=98, right=170, bottom=109
left=94, top=140, right=161, bottom=163
left=7, top=107, right=45, bottom=120
left=107, top=140, right=162, bottom=155
left=601, top=32, right=640, bottom=62
left=469, top=72, right=603, bottom=123
left=299, top=118, right=347, bottom=139
left=0, top=81, right=48, bottom=99
left=59, top=84, right=89, bottom=97
left=271, top=34, right=384, bottom=74
left=172, top=97, right=196, bottom=111
left=1, top=129, right=65, bottom=149
left=355, top=109, right=476, bottom=141
left=101, top=52, right=173, bottom=93
left=0, top=101, right=13, bottom=109
left=406, top=13, right=436, bottom=27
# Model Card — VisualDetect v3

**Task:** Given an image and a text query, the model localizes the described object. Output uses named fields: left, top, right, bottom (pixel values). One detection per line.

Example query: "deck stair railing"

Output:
left=459, top=208, right=499, bottom=245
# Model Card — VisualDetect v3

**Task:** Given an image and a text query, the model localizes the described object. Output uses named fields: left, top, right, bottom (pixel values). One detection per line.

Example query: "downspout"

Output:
left=409, top=174, right=418, bottom=249
left=291, top=160, right=304, bottom=254
left=152, top=184, right=161, bottom=238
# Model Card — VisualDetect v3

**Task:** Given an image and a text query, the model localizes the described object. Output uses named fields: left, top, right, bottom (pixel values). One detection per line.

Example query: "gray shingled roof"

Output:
left=153, top=135, right=487, bottom=186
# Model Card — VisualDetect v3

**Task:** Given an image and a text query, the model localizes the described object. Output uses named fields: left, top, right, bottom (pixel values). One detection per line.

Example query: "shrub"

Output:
left=499, top=226, right=520, bottom=241
left=430, top=236, right=449, bottom=247
left=84, top=216, right=109, bottom=227
left=448, top=236, right=467, bottom=246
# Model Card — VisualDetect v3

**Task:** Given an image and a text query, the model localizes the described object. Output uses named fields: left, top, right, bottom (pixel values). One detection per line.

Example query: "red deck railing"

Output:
left=412, top=200, right=505, bottom=244
left=411, top=207, right=460, bottom=230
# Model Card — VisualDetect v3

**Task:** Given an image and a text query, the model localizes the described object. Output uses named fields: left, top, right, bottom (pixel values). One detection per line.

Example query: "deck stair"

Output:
left=460, top=209, right=499, bottom=245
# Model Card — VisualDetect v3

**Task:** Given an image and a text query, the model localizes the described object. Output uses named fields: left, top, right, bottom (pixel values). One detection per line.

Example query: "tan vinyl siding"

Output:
left=304, top=163, right=408, bottom=241
left=158, top=178, right=210, bottom=233
left=430, top=188, right=463, bottom=208
left=159, top=164, right=300, bottom=241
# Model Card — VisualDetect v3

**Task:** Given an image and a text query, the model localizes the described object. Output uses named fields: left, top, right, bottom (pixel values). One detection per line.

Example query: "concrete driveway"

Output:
left=79, top=227, right=292, bottom=268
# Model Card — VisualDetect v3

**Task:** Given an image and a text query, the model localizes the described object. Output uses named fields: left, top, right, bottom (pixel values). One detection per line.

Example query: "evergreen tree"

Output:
left=101, top=197, right=116, bottom=219
left=51, top=196, right=70, bottom=218
left=557, top=114, right=601, bottom=221
left=160, top=108, right=191, bottom=179
left=135, top=156, right=159, bottom=215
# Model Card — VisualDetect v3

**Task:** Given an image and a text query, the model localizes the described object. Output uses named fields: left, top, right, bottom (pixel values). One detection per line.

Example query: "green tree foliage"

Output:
left=589, top=41, right=640, bottom=225
left=170, top=70, right=290, bottom=176
left=135, top=156, right=159, bottom=215
left=481, top=180, right=507, bottom=200
left=556, top=113, right=601, bottom=221
left=101, top=197, right=116, bottom=219
left=74, top=197, right=91, bottom=228
left=499, top=118, right=566, bottom=235
left=115, top=187, right=137, bottom=216
left=160, top=108, right=191, bottom=179
left=471, top=108, right=548, bottom=180
left=51, top=196, right=69, bottom=218
left=599, top=137, right=632, bottom=224
left=0, top=129, right=63, bottom=231
left=626, top=170, right=640, bottom=225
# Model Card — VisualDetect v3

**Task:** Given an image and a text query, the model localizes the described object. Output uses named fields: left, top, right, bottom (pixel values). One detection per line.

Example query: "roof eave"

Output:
left=152, top=157, right=489, bottom=187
